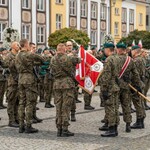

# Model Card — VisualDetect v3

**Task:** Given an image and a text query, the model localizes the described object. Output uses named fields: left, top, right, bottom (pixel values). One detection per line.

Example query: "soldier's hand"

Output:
left=102, top=91, right=109, bottom=101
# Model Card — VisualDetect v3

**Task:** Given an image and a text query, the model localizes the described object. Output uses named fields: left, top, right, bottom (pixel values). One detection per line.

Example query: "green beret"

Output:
left=0, top=47, right=7, bottom=52
left=43, top=47, right=49, bottom=51
left=131, top=45, right=140, bottom=50
left=37, top=48, right=43, bottom=54
left=91, top=46, right=97, bottom=50
left=116, top=43, right=127, bottom=49
left=104, top=43, right=115, bottom=48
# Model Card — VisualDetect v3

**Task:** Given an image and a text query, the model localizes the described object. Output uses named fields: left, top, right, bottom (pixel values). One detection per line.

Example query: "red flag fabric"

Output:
left=76, top=46, right=103, bottom=94
left=138, top=40, right=142, bottom=48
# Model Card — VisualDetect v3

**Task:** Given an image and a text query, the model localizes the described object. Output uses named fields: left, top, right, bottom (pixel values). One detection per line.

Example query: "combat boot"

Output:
left=57, top=129, right=62, bottom=137
left=8, top=122, right=19, bottom=128
left=99, top=123, right=108, bottom=131
left=141, top=117, right=145, bottom=129
left=84, top=105, right=95, bottom=110
left=131, top=119, right=143, bottom=129
left=33, top=111, right=43, bottom=123
left=101, top=119, right=106, bottom=123
left=25, top=125, right=38, bottom=133
left=45, top=103, right=54, bottom=108
left=0, top=104, right=7, bottom=109
left=101, top=126, right=117, bottom=137
left=126, top=123, right=131, bottom=133
left=114, top=125, right=118, bottom=136
left=19, top=125, right=25, bottom=133
left=71, top=112, right=76, bottom=122
left=61, top=129, right=74, bottom=137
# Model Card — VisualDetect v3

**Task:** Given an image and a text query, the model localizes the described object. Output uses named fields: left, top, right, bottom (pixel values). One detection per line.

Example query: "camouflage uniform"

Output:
left=0, top=55, right=7, bottom=108
left=118, top=54, right=141, bottom=124
left=5, top=52, right=19, bottom=123
left=51, top=53, right=80, bottom=130
left=99, top=54, right=121, bottom=127
left=15, top=50, right=44, bottom=128
left=131, top=56, right=146, bottom=119
left=84, top=91, right=92, bottom=106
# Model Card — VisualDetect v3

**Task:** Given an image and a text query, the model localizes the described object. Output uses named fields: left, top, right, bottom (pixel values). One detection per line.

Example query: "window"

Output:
left=22, top=0, right=30, bottom=9
left=37, top=0, right=45, bottom=11
left=139, top=13, right=143, bottom=25
left=146, top=15, right=149, bottom=26
left=101, top=5, right=106, bottom=20
left=37, top=26, right=45, bottom=43
left=114, top=22, right=119, bottom=36
left=22, top=24, right=31, bottom=41
left=70, top=0, right=76, bottom=16
left=122, top=8, right=127, bottom=23
left=81, top=1, right=87, bottom=17
left=129, top=9, right=134, bottom=24
left=56, top=14, right=62, bottom=30
left=56, top=0, right=62, bottom=4
left=91, top=3, right=97, bottom=19
left=0, top=0, right=7, bottom=5
left=91, top=30, right=97, bottom=45
left=100, top=31, right=105, bottom=45
left=115, top=8, right=119, bottom=16
left=0, top=23, right=6, bottom=42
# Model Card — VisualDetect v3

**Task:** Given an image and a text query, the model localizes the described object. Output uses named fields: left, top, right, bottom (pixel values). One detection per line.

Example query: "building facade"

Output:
left=146, top=0, right=150, bottom=30
left=0, top=0, right=50, bottom=48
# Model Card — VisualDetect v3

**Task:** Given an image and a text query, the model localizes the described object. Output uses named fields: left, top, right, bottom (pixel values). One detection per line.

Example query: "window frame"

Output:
left=129, top=9, right=134, bottom=24
left=81, top=1, right=87, bottom=18
left=122, top=8, right=127, bottom=23
left=91, top=3, right=97, bottom=19
left=22, top=0, right=30, bottom=9
left=0, top=0, right=7, bottom=6
left=22, top=24, right=31, bottom=41
left=114, top=22, right=119, bottom=36
left=139, top=13, right=143, bottom=25
left=37, top=25, right=45, bottom=44
left=56, top=0, right=62, bottom=4
left=37, top=0, right=45, bottom=11
left=91, top=30, right=97, bottom=45
left=69, top=0, right=76, bottom=16
left=0, top=22, right=7, bottom=42
left=56, top=14, right=62, bottom=30
left=101, top=4, right=106, bottom=20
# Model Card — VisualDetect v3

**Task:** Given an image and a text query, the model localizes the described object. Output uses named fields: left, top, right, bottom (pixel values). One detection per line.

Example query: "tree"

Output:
left=120, top=30, right=150, bottom=49
left=48, top=28, right=90, bottom=48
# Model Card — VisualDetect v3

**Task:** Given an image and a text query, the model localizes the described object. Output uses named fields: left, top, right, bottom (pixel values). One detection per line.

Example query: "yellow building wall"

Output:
left=110, top=0, right=122, bottom=43
left=135, top=4, right=146, bottom=31
left=50, top=1, right=67, bottom=33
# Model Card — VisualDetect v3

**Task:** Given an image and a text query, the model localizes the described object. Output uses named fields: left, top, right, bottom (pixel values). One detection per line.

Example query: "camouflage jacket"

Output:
left=99, top=54, right=120, bottom=93
left=51, top=53, right=80, bottom=89
left=15, top=50, right=45, bottom=85
left=0, top=55, right=7, bottom=82
left=133, top=56, right=145, bottom=88
left=118, top=54, right=141, bottom=89
left=5, top=52, right=18, bottom=86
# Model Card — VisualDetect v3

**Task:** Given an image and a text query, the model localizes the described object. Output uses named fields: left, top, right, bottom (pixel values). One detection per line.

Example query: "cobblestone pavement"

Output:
left=0, top=87, right=150, bottom=150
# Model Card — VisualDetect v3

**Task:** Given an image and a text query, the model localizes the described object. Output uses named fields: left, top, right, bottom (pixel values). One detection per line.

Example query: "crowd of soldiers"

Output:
left=0, top=39, right=150, bottom=138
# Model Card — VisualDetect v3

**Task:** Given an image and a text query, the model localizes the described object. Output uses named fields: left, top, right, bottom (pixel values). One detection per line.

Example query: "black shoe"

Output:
left=19, top=126, right=25, bottom=133
left=84, top=105, right=95, bottom=110
left=93, top=89, right=98, bottom=93
left=76, top=99, right=82, bottom=103
left=141, top=117, right=145, bottom=128
left=32, top=118, right=38, bottom=124
left=36, top=107, right=40, bottom=110
left=57, top=129, right=62, bottom=137
left=25, top=126, right=38, bottom=133
left=33, top=116, right=43, bottom=123
left=101, top=126, right=117, bottom=137
left=145, top=105, right=150, bottom=110
left=71, top=113, right=76, bottom=122
left=131, top=108, right=136, bottom=113
left=119, top=111, right=123, bottom=116
left=45, top=103, right=54, bottom=108
left=101, top=119, right=106, bottom=123
left=100, top=102, right=105, bottom=107
left=99, top=123, right=108, bottom=131
left=114, top=125, right=118, bottom=136
left=39, top=99, right=45, bottom=102
left=131, top=119, right=143, bottom=129
left=8, top=122, right=19, bottom=128
left=61, top=130, right=74, bottom=137
left=0, top=105, right=7, bottom=109
left=126, top=123, right=131, bottom=133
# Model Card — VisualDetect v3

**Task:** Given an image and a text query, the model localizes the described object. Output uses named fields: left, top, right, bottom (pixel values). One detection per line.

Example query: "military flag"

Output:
left=138, top=40, right=143, bottom=48
left=76, top=46, right=103, bottom=94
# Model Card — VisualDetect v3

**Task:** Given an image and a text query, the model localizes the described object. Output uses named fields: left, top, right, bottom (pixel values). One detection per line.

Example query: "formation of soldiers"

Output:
left=0, top=39, right=150, bottom=137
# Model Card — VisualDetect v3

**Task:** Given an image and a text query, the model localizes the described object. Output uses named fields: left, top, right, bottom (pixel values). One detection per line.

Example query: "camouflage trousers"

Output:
left=6, top=84, right=19, bottom=123
left=144, top=77, right=150, bottom=96
left=53, top=88, right=74, bottom=130
left=0, top=81, right=6, bottom=106
left=104, top=92, right=120, bottom=127
left=38, top=77, right=45, bottom=100
left=84, top=91, right=92, bottom=106
left=18, top=84, right=37, bottom=127
left=131, top=92, right=146, bottom=119
left=119, top=89, right=132, bottom=123
left=44, top=80, right=53, bottom=105
left=71, top=87, right=78, bottom=113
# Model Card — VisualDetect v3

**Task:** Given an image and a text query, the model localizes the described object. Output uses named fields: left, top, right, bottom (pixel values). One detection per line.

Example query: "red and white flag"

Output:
left=132, top=40, right=135, bottom=46
left=76, top=46, right=103, bottom=94
left=138, top=40, right=142, bottom=48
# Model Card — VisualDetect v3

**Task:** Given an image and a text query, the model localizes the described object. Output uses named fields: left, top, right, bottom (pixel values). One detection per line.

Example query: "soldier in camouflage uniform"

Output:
left=99, top=43, right=121, bottom=137
left=15, top=39, right=45, bottom=133
left=130, top=45, right=146, bottom=129
left=51, top=43, right=80, bottom=137
left=0, top=47, right=7, bottom=109
left=5, top=42, right=20, bottom=128
left=116, top=43, right=141, bottom=132
left=43, top=47, right=54, bottom=108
